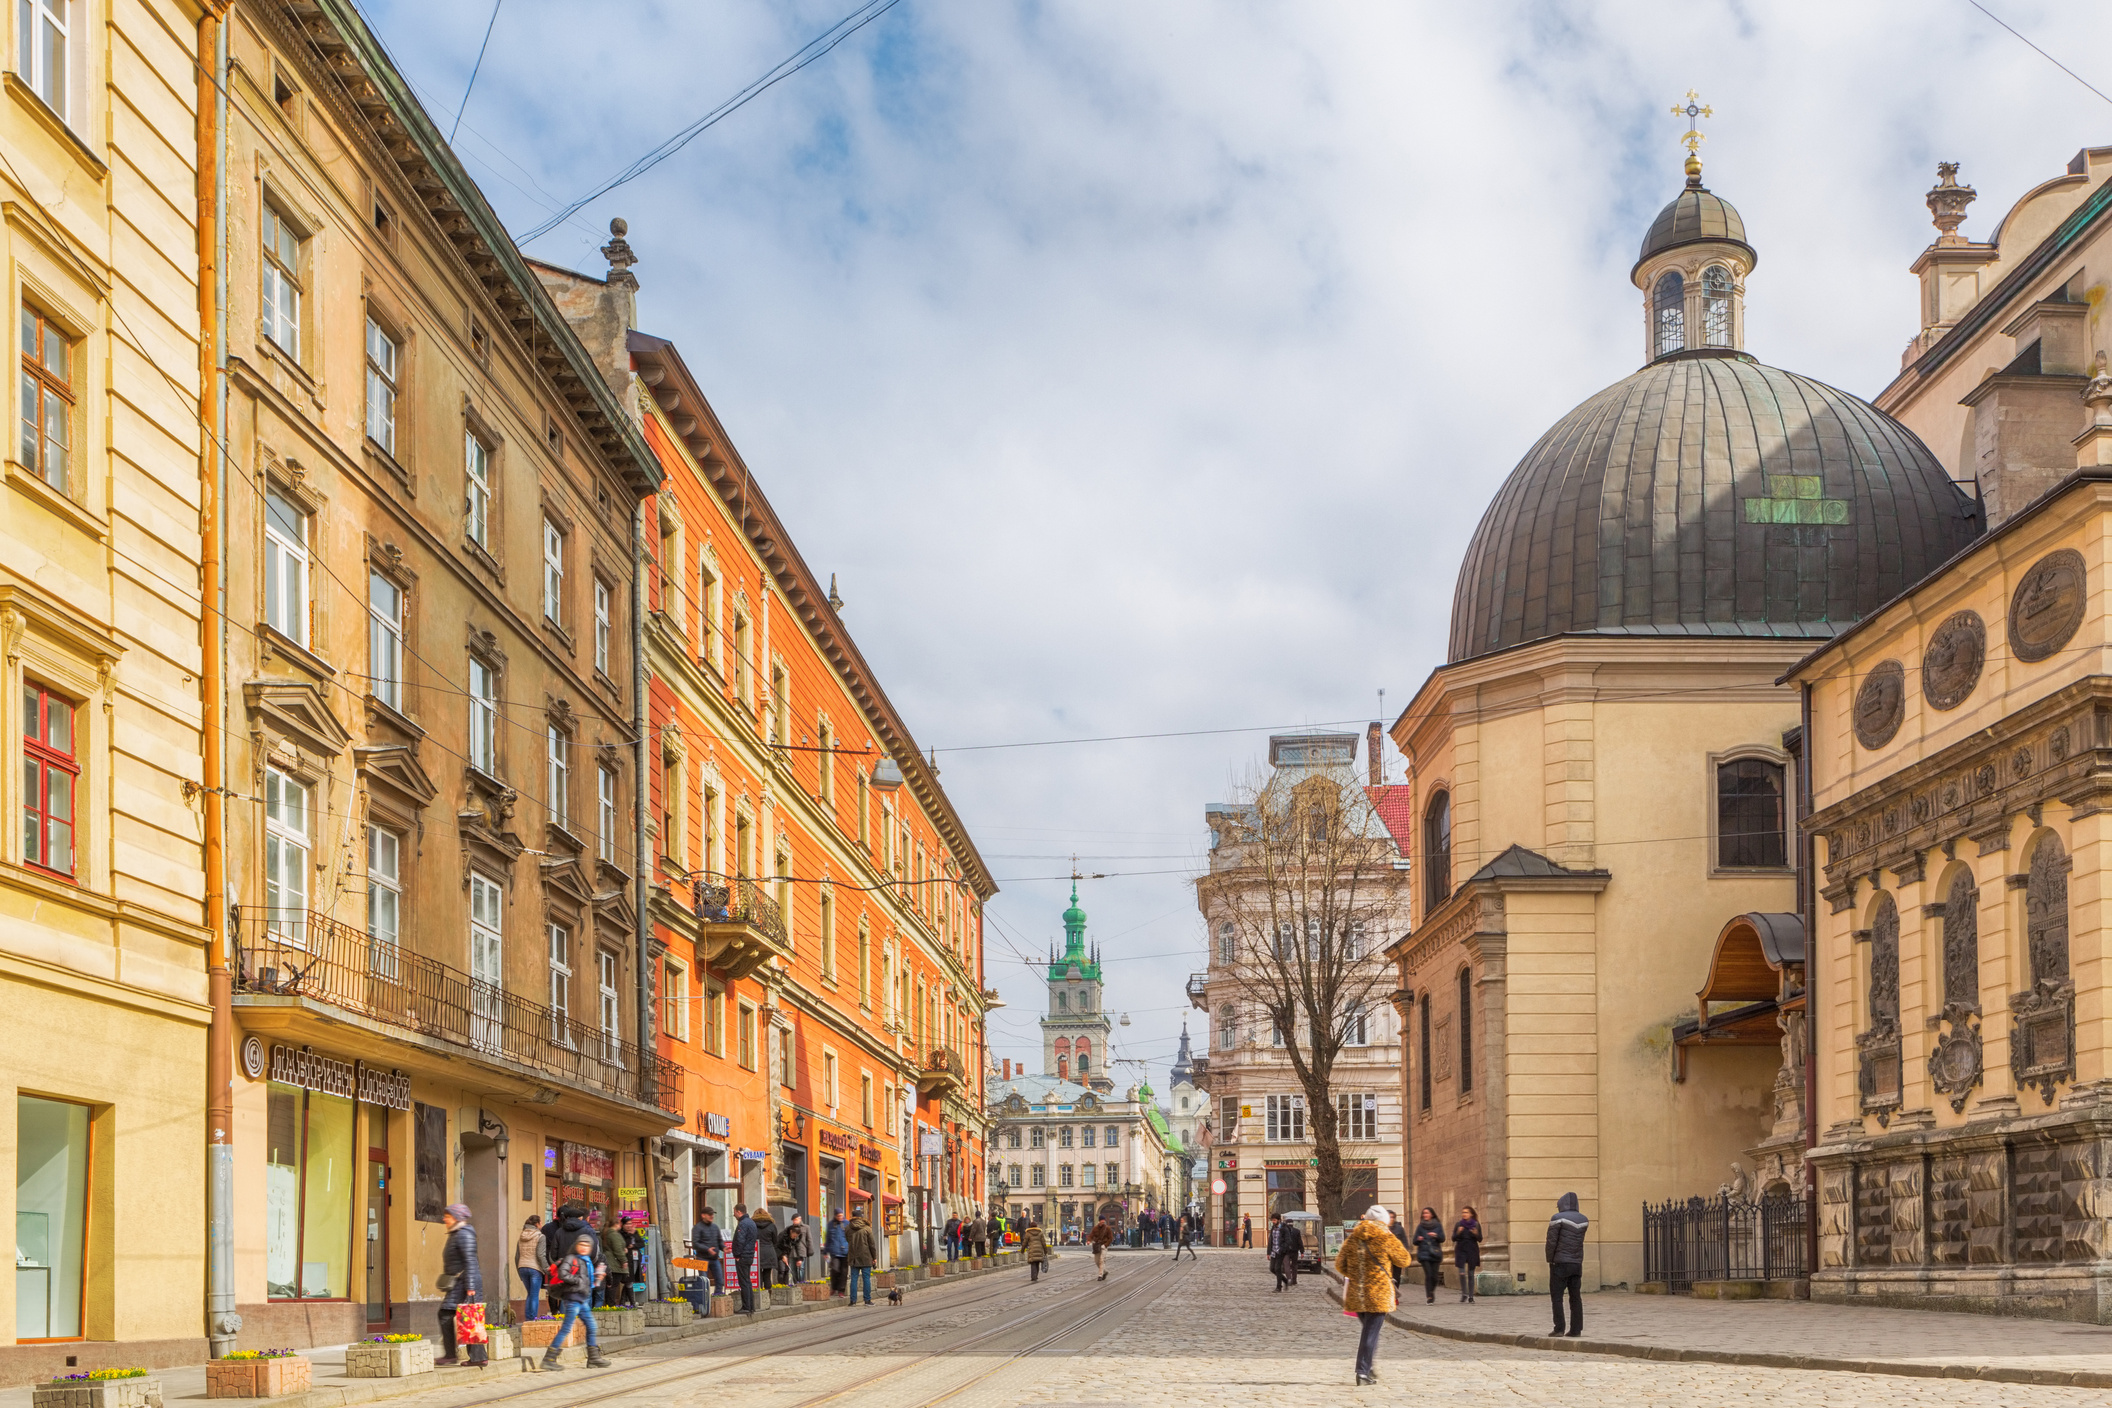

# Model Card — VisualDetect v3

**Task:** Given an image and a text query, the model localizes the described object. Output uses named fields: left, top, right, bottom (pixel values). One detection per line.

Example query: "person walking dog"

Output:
left=1022, top=1220, right=1050, bottom=1283
left=1410, top=1207, right=1446, bottom=1304
left=846, top=1212, right=877, bottom=1305
left=1336, top=1205, right=1414, bottom=1387
left=1546, top=1192, right=1589, bottom=1336
left=1452, top=1206, right=1483, bottom=1303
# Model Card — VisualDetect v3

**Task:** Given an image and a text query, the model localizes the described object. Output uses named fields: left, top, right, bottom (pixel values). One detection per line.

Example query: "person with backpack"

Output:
left=846, top=1211, right=878, bottom=1305
left=1274, top=1215, right=1303, bottom=1290
left=539, top=1234, right=612, bottom=1371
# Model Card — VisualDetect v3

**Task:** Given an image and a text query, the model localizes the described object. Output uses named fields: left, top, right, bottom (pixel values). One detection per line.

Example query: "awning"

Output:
left=880, top=1193, right=904, bottom=1206
left=1673, top=911, right=1805, bottom=1081
left=848, top=1187, right=873, bottom=1201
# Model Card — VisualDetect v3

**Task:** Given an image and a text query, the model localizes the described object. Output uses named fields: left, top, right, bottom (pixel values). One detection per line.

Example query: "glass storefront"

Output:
left=16, top=1096, right=89, bottom=1339
left=266, top=1081, right=355, bottom=1299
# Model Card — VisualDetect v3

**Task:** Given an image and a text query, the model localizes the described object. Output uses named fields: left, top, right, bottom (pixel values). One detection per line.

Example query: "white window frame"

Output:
left=1030, top=1165, right=1045, bottom=1189
left=366, top=825, right=400, bottom=977
left=263, top=766, right=310, bottom=944
left=546, top=725, right=569, bottom=830
left=469, top=873, right=503, bottom=1050
left=593, top=578, right=611, bottom=675
left=1265, top=1092, right=1305, bottom=1143
left=17, top=0, right=69, bottom=116
left=548, top=921, right=573, bottom=1044
left=1105, top=1161, right=1119, bottom=1188
left=1080, top=1163, right=1095, bottom=1188
left=465, top=432, right=491, bottom=547
left=597, top=764, right=617, bottom=863
left=261, top=202, right=303, bottom=359
left=663, top=957, right=689, bottom=1041
left=263, top=490, right=309, bottom=646
left=1335, top=1091, right=1377, bottom=1142
left=468, top=657, right=496, bottom=774
left=364, top=316, right=397, bottom=453
left=598, top=948, right=621, bottom=1062
left=542, top=518, right=564, bottom=623
left=368, top=570, right=403, bottom=710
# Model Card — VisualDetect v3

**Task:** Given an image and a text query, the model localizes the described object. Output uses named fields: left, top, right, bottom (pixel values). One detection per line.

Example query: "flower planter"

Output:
left=768, top=1285, right=797, bottom=1307
left=343, top=1341, right=435, bottom=1378
left=516, top=1319, right=583, bottom=1350
left=640, top=1301, right=690, bottom=1328
left=483, top=1328, right=515, bottom=1361
left=34, top=1379, right=163, bottom=1408
left=707, top=1295, right=737, bottom=1318
left=205, top=1357, right=311, bottom=1399
left=595, top=1309, right=644, bottom=1337
left=801, top=1283, right=832, bottom=1302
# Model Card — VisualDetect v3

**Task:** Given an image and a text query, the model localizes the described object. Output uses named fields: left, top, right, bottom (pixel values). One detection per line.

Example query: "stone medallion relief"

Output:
left=1921, top=610, right=1985, bottom=711
left=1853, top=659, right=1905, bottom=749
left=2007, top=549, right=2086, bottom=664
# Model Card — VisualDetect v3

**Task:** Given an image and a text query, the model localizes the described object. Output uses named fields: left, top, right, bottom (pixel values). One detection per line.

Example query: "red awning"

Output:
left=880, top=1193, right=904, bottom=1206
left=848, top=1188, right=873, bottom=1201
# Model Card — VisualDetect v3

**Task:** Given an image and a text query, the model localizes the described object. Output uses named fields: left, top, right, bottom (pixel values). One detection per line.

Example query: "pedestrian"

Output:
left=542, top=1202, right=598, bottom=1272
left=751, top=1206, right=779, bottom=1290
left=1336, top=1204, right=1414, bottom=1387
left=965, top=1213, right=984, bottom=1258
left=1174, top=1211, right=1197, bottom=1261
left=826, top=1210, right=851, bottom=1296
left=731, top=1204, right=759, bottom=1314
left=516, top=1214, right=550, bottom=1322
left=603, top=1218, right=631, bottom=1308
left=539, top=1234, right=613, bottom=1371
left=1087, top=1213, right=1115, bottom=1281
left=1546, top=1192, right=1589, bottom=1337
left=1452, top=1206, right=1482, bottom=1303
left=1022, top=1220, right=1049, bottom=1283
left=435, top=1205, right=488, bottom=1369
left=778, top=1214, right=808, bottom=1287
left=944, top=1214, right=961, bottom=1261
left=690, top=1207, right=724, bottom=1298
left=1241, top=1214, right=1253, bottom=1249
left=846, top=1211, right=878, bottom=1305
left=1410, top=1207, right=1445, bottom=1304
left=1266, top=1212, right=1284, bottom=1289
left=1274, top=1214, right=1303, bottom=1290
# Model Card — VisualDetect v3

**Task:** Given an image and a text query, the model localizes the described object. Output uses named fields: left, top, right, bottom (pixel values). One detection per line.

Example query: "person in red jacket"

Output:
left=1087, top=1216, right=1115, bottom=1281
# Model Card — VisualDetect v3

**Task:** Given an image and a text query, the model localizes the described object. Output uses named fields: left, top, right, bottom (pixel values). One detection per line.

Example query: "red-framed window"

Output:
left=23, top=682, right=77, bottom=878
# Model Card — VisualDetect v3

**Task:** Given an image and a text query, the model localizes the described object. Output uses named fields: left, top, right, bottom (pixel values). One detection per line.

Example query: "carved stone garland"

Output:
left=1856, top=894, right=1904, bottom=1123
left=1928, top=870, right=1983, bottom=1113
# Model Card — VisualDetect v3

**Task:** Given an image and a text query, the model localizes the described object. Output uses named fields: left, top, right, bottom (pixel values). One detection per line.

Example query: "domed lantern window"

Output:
left=1653, top=271, right=1685, bottom=356
left=1702, top=265, right=1733, bottom=347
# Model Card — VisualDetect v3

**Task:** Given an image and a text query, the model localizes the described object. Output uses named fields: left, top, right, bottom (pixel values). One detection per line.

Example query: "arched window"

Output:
left=1056, top=1056, right=1068, bottom=1080
left=1423, top=790, right=1452, bottom=911
left=1458, top=966, right=1474, bottom=1095
left=1217, top=1003, right=1237, bottom=1050
left=1653, top=271, right=1686, bottom=356
left=1716, top=758, right=1786, bottom=868
left=1217, top=921, right=1235, bottom=964
left=1056, top=991, right=1068, bottom=1011
left=1702, top=265, right=1732, bottom=347
left=1075, top=1039, right=1091, bottom=1074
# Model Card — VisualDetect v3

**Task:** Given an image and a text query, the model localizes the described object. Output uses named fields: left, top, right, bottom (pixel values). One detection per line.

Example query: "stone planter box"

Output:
left=708, top=1295, right=737, bottom=1318
left=483, top=1328, right=515, bottom=1360
left=801, top=1283, right=831, bottom=1302
left=595, top=1309, right=644, bottom=1337
left=874, top=1272, right=896, bottom=1289
left=640, top=1301, right=690, bottom=1327
left=206, top=1357, right=311, bottom=1399
left=344, top=1341, right=436, bottom=1378
left=769, top=1285, right=797, bottom=1307
left=517, top=1320, right=583, bottom=1351
left=34, top=1379, right=164, bottom=1408
left=928, top=1263, right=946, bottom=1278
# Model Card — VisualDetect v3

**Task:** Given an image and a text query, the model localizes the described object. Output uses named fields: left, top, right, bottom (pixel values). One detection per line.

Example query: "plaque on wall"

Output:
left=2008, top=549, right=2086, bottom=664
left=1921, top=611, right=1985, bottom=712
left=1853, top=659, right=1905, bottom=749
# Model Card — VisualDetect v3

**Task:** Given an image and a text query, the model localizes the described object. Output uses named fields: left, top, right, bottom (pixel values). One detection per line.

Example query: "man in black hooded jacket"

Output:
left=1545, top=1192, right=1589, bottom=1336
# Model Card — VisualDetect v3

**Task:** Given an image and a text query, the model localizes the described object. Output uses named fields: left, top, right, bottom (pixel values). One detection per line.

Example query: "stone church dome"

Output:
left=1637, top=183, right=1753, bottom=273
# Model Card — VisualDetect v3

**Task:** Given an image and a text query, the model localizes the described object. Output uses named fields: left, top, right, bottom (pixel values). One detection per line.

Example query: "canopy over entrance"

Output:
left=1673, top=912, right=1805, bottom=1080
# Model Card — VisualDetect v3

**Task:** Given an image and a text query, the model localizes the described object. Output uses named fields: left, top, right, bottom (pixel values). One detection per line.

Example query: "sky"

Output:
left=359, top=0, right=2112, bottom=1094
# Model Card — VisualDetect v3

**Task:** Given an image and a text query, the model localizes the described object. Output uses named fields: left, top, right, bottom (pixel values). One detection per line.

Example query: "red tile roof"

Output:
left=1366, top=784, right=1414, bottom=856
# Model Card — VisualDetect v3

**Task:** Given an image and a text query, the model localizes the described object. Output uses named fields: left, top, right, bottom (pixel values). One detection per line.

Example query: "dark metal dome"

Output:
left=1636, top=182, right=1754, bottom=275
left=1447, top=350, right=1981, bottom=664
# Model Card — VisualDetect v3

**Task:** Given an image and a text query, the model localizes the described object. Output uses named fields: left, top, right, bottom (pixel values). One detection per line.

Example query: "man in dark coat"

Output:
left=731, top=1204, right=759, bottom=1314
left=690, top=1208, right=724, bottom=1296
left=825, top=1210, right=851, bottom=1296
left=1173, top=1211, right=1197, bottom=1261
left=751, top=1208, right=780, bottom=1291
left=846, top=1213, right=878, bottom=1305
left=1274, top=1215, right=1303, bottom=1290
left=436, top=1205, right=488, bottom=1367
left=1546, top=1192, right=1589, bottom=1336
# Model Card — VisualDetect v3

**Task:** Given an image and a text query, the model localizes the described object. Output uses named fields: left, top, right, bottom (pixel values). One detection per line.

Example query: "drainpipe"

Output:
left=633, top=495, right=655, bottom=1113
left=200, top=4, right=237, bottom=1359
left=1799, top=681, right=1818, bottom=1280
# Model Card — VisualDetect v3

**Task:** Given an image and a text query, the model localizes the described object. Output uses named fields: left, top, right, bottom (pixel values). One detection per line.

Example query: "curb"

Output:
left=1319, top=1269, right=2112, bottom=1390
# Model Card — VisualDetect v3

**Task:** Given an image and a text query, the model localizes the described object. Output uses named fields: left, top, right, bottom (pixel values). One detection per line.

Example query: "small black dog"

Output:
left=886, top=1286, right=904, bottom=1306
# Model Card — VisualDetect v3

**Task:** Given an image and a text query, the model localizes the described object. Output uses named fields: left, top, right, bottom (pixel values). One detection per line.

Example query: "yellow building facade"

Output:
left=0, top=0, right=219, bottom=1381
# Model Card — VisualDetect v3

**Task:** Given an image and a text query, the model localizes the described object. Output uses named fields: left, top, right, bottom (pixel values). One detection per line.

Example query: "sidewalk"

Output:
left=1350, top=1280, right=2112, bottom=1389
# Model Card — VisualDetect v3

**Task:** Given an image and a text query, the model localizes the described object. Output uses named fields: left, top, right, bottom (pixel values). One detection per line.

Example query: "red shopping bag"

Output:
left=454, top=1302, right=489, bottom=1345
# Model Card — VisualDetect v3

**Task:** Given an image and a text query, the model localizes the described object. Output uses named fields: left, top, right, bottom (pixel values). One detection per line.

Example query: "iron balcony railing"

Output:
left=1642, top=1191, right=1808, bottom=1289
left=924, top=1046, right=965, bottom=1082
left=235, top=907, right=682, bottom=1116
left=691, top=877, right=788, bottom=943
left=1186, top=972, right=1209, bottom=1010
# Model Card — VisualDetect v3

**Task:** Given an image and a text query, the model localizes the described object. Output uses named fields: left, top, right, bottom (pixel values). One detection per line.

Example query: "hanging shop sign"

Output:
left=615, top=1187, right=648, bottom=1200
left=699, top=1112, right=732, bottom=1139
left=738, top=1149, right=770, bottom=1163
left=267, top=1045, right=411, bottom=1110
left=565, top=1142, right=615, bottom=1185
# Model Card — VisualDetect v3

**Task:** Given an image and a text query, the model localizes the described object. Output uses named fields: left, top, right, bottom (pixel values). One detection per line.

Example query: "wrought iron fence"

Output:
left=234, top=907, right=682, bottom=1116
left=1642, top=1192, right=1808, bottom=1288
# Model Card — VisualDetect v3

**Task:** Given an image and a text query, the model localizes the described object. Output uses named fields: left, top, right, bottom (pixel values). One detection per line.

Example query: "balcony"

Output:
left=234, top=908, right=682, bottom=1117
left=693, top=878, right=793, bottom=981
left=1187, top=971, right=1209, bottom=1011
left=919, top=1045, right=966, bottom=1096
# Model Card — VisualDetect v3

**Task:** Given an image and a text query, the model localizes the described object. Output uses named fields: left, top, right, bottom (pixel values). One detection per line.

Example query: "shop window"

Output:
left=22, top=682, right=76, bottom=879
left=412, top=1101, right=446, bottom=1222
left=19, top=306, right=72, bottom=491
left=16, top=1094, right=89, bottom=1339
left=266, top=1081, right=354, bottom=1299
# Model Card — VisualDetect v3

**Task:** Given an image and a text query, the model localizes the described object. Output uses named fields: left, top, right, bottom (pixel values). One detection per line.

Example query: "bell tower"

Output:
left=1631, top=93, right=1757, bottom=365
left=1040, top=881, right=1113, bottom=1090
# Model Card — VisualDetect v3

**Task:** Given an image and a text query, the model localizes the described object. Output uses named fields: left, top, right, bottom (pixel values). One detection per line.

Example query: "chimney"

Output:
left=1366, top=722, right=1382, bottom=786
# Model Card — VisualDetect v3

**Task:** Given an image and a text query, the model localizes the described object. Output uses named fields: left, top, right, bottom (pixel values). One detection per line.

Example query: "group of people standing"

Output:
left=1399, top=1205, right=1482, bottom=1303
left=942, top=1212, right=1002, bottom=1258
left=685, top=1204, right=881, bottom=1310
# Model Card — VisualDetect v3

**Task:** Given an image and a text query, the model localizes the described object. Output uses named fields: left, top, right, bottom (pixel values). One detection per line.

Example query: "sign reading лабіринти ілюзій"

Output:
left=268, top=1044, right=412, bottom=1110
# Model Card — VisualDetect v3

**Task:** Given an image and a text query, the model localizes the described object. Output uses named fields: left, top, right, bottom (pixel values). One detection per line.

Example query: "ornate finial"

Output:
left=601, top=217, right=639, bottom=290
left=827, top=573, right=844, bottom=612
left=2084, top=354, right=2112, bottom=427
left=1671, top=89, right=1711, bottom=184
left=1926, top=162, right=1977, bottom=246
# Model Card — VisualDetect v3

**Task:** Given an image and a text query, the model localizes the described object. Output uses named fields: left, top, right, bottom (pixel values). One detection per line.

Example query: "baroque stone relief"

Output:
left=1853, top=659, right=1906, bottom=749
left=2007, top=549, right=2086, bottom=664
left=1930, top=869, right=1983, bottom=1114
left=1856, top=894, right=1903, bottom=1122
left=2012, top=835, right=2076, bottom=1103
left=1921, top=610, right=1986, bottom=711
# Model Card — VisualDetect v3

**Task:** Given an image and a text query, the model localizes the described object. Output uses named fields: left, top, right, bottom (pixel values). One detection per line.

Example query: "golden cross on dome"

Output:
left=1671, top=89, right=1712, bottom=156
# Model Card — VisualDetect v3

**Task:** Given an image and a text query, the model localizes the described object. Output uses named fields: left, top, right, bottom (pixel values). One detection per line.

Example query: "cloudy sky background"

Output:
left=362, top=0, right=2112, bottom=1091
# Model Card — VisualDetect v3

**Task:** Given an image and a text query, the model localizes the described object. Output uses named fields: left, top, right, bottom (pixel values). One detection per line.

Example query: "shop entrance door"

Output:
left=364, top=1149, right=390, bottom=1330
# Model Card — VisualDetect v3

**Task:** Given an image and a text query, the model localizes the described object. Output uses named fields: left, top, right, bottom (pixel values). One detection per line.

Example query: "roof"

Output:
left=1447, top=352, right=1981, bottom=664
left=1635, top=179, right=1755, bottom=276
left=1464, top=844, right=1607, bottom=883
left=1365, top=784, right=1415, bottom=854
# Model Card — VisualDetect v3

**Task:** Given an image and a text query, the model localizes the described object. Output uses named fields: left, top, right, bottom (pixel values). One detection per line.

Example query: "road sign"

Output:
left=1210, top=1179, right=1227, bottom=1196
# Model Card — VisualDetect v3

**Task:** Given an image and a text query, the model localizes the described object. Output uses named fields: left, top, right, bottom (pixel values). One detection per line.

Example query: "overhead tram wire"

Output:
left=449, top=0, right=505, bottom=142
left=1964, top=1, right=2112, bottom=108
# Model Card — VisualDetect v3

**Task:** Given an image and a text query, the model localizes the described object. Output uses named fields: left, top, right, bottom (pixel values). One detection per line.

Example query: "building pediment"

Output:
left=245, top=679, right=353, bottom=760
left=355, top=742, right=438, bottom=811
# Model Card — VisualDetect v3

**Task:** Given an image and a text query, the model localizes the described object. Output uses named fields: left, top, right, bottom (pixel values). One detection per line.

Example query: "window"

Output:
left=1275, top=923, right=1292, bottom=959
left=663, top=959, right=688, bottom=1041
left=1105, top=1162, right=1119, bottom=1187
left=1271, top=1017, right=1283, bottom=1047
left=264, top=1081, right=352, bottom=1300
left=1058, top=1126, right=1073, bottom=1149
left=1335, top=1092, right=1377, bottom=1142
left=1458, top=966, right=1474, bottom=1094
left=1081, top=1125, right=1095, bottom=1149
left=820, top=887, right=836, bottom=982
left=778, top=1020, right=794, bottom=1087
left=467, top=657, right=496, bottom=774
left=732, top=610, right=751, bottom=704
left=593, top=579, right=611, bottom=675
left=18, top=306, right=71, bottom=490
left=263, top=767, right=309, bottom=937
left=597, top=765, right=617, bottom=863
left=857, top=921, right=871, bottom=1007
left=1056, top=991, right=1068, bottom=1013
left=16, top=1094, right=89, bottom=1337
left=1080, top=1163, right=1095, bottom=1188
left=598, top=949, right=621, bottom=1060
left=1005, top=1127, right=1020, bottom=1150
left=1006, top=1163, right=1021, bottom=1187
left=261, top=202, right=303, bottom=359
left=1702, top=265, right=1732, bottom=347
left=1029, top=1127, right=1045, bottom=1150
left=1029, top=1164, right=1045, bottom=1188
left=1652, top=269, right=1685, bottom=357
left=737, top=1002, right=757, bottom=1069
left=464, top=433, right=491, bottom=547
left=701, top=979, right=723, bottom=1058
left=817, top=719, right=835, bottom=803
left=1418, top=992, right=1433, bottom=1111
left=1217, top=921, right=1235, bottom=964
left=1104, top=1125, right=1119, bottom=1146
left=1346, top=922, right=1365, bottom=961
left=17, top=0, right=68, bottom=114
left=769, top=663, right=788, bottom=746
left=546, top=726, right=569, bottom=830
left=548, top=922, right=572, bottom=1042
left=1217, top=1003, right=1236, bottom=1050
left=824, top=1050, right=839, bottom=1108
left=264, top=491, right=310, bottom=646
left=1343, top=1001, right=1368, bottom=1046
left=1265, top=1093, right=1305, bottom=1143
left=367, top=572, right=403, bottom=710
left=366, top=827, right=400, bottom=975
left=699, top=560, right=721, bottom=669
left=469, top=874, right=502, bottom=1049
left=364, top=318, right=397, bottom=452
left=857, top=770, right=870, bottom=849
left=862, top=1072, right=874, bottom=1127
left=1221, top=1096, right=1237, bottom=1133
left=1717, top=758, right=1786, bottom=868
left=542, top=519, right=564, bottom=623
left=1058, top=1164, right=1073, bottom=1187
left=1423, top=790, right=1452, bottom=911
left=662, top=756, right=685, bottom=865
left=21, top=683, right=75, bottom=878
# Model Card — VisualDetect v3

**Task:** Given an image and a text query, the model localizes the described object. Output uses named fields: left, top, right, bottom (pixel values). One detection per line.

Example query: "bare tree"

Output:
left=1203, top=764, right=1407, bottom=1223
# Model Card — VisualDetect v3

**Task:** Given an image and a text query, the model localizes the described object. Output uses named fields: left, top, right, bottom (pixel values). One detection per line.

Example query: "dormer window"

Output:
left=1653, top=271, right=1685, bottom=357
left=1702, top=265, right=1732, bottom=347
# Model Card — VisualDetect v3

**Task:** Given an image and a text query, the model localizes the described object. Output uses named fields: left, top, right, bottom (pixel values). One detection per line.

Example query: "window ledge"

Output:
left=4, top=74, right=105, bottom=181
left=1710, top=864, right=1796, bottom=879
left=6, top=458, right=106, bottom=542
left=464, top=536, right=504, bottom=585
left=541, top=616, right=576, bottom=654
left=363, top=437, right=415, bottom=495
left=257, top=334, right=319, bottom=403
left=258, top=622, right=335, bottom=681
left=363, top=694, right=424, bottom=741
